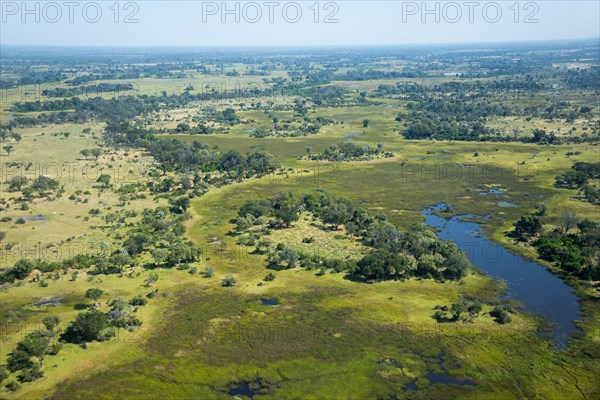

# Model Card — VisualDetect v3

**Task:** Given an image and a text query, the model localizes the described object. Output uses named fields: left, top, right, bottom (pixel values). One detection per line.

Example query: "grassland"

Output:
left=1, top=58, right=598, bottom=399
left=45, top=173, right=599, bottom=399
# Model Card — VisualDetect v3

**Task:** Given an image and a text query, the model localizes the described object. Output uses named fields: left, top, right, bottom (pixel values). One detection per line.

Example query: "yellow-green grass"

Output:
left=252, top=212, right=366, bottom=261
left=2, top=137, right=597, bottom=398
left=0, top=269, right=213, bottom=399
left=0, top=76, right=598, bottom=398
left=0, top=122, right=166, bottom=266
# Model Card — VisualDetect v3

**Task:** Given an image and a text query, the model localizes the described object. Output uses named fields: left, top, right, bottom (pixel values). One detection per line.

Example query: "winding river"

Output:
left=423, top=204, right=581, bottom=348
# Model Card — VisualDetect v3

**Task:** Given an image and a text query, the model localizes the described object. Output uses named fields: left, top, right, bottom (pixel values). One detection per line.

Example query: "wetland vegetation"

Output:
left=0, top=39, right=598, bottom=399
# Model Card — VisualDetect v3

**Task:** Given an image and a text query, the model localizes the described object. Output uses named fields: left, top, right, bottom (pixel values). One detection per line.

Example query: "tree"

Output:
left=6, top=331, right=52, bottom=375
left=6, top=349, right=33, bottom=372
left=468, top=302, right=483, bottom=316
left=362, top=119, right=369, bottom=128
left=219, top=150, right=245, bottom=172
left=109, top=252, right=132, bottom=272
left=42, top=316, right=60, bottom=333
left=97, top=174, right=111, bottom=188
left=0, top=231, right=5, bottom=241
left=532, top=129, right=547, bottom=143
left=256, top=238, right=272, bottom=253
left=80, top=149, right=91, bottom=160
left=279, top=247, right=299, bottom=268
left=90, top=148, right=102, bottom=160
left=272, top=192, right=299, bottom=227
left=15, top=332, right=51, bottom=364
left=534, top=202, right=547, bottom=216
left=123, top=233, right=152, bottom=255
left=61, top=310, right=109, bottom=344
left=513, top=215, right=543, bottom=240
left=561, top=211, right=579, bottom=233
left=443, top=248, right=470, bottom=280
left=30, top=176, right=60, bottom=197
left=175, top=122, right=190, bottom=132
left=8, top=176, right=28, bottom=191
left=144, top=272, right=159, bottom=287
left=238, top=199, right=272, bottom=219
left=8, top=259, right=35, bottom=281
left=321, top=202, right=351, bottom=229
left=169, top=196, right=190, bottom=214
left=236, top=215, right=254, bottom=232
left=151, top=249, right=168, bottom=267
left=246, top=152, right=279, bottom=176
left=3, top=145, right=14, bottom=155
left=555, top=169, right=587, bottom=189
left=0, top=365, right=8, bottom=383
left=85, top=288, right=104, bottom=303
left=17, top=364, right=44, bottom=382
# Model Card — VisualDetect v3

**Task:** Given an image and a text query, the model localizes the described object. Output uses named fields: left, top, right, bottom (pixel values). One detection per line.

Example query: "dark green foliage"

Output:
left=130, top=295, right=148, bottom=306
left=263, top=272, right=276, bottom=281
left=123, top=232, right=152, bottom=255
left=8, top=176, right=28, bottom=191
left=555, top=162, right=600, bottom=205
left=42, top=315, right=61, bottom=332
left=312, top=142, right=386, bottom=161
left=238, top=191, right=472, bottom=283
left=30, top=176, right=60, bottom=197
left=238, top=199, right=272, bottom=219
left=96, top=174, right=111, bottom=188
left=85, top=288, right=104, bottom=301
left=7, top=332, right=52, bottom=374
left=534, top=220, right=600, bottom=280
left=513, top=214, right=543, bottom=240
left=5, top=381, right=21, bottom=392
left=1, top=259, right=35, bottom=282
left=490, top=307, right=513, bottom=324
left=6, top=349, right=34, bottom=372
left=0, top=366, right=8, bottom=383
left=272, top=192, right=300, bottom=227
left=17, top=364, right=43, bottom=382
left=61, top=310, right=109, bottom=344
left=169, top=196, right=190, bottom=214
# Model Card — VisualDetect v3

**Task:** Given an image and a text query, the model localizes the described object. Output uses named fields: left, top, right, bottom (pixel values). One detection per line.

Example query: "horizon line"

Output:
left=1, top=37, right=599, bottom=50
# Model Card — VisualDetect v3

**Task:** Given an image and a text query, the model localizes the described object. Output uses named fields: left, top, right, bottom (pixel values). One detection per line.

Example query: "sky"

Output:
left=1, top=1, right=599, bottom=47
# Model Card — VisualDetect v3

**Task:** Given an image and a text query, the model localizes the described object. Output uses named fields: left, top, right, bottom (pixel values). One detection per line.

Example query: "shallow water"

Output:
left=261, top=298, right=279, bottom=306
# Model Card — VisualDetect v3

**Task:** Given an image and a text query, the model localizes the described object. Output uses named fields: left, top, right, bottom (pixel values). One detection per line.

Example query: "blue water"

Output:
left=423, top=204, right=581, bottom=348
left=261, top=298, right=279, bottom=306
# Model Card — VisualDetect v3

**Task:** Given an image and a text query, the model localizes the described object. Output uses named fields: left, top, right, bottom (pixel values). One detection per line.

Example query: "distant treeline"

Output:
left=41, top=83, right=135, bottom=97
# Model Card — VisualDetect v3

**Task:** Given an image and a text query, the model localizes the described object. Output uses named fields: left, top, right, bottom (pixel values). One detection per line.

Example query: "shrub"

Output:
left=264, top=272, right=276, bottom=281
left=490, top=307, right=512, bottom=324
left=221, top=274, right=236, bottom=287
left=202, top=266, right=214, bottom=278
left=129, top=295, right=148, bottom=306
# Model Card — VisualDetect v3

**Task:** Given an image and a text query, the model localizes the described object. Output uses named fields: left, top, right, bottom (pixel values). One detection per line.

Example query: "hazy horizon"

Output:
left=1, top=1, right=598, bottom=47
left=1, top=37, right=598, bottom=52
